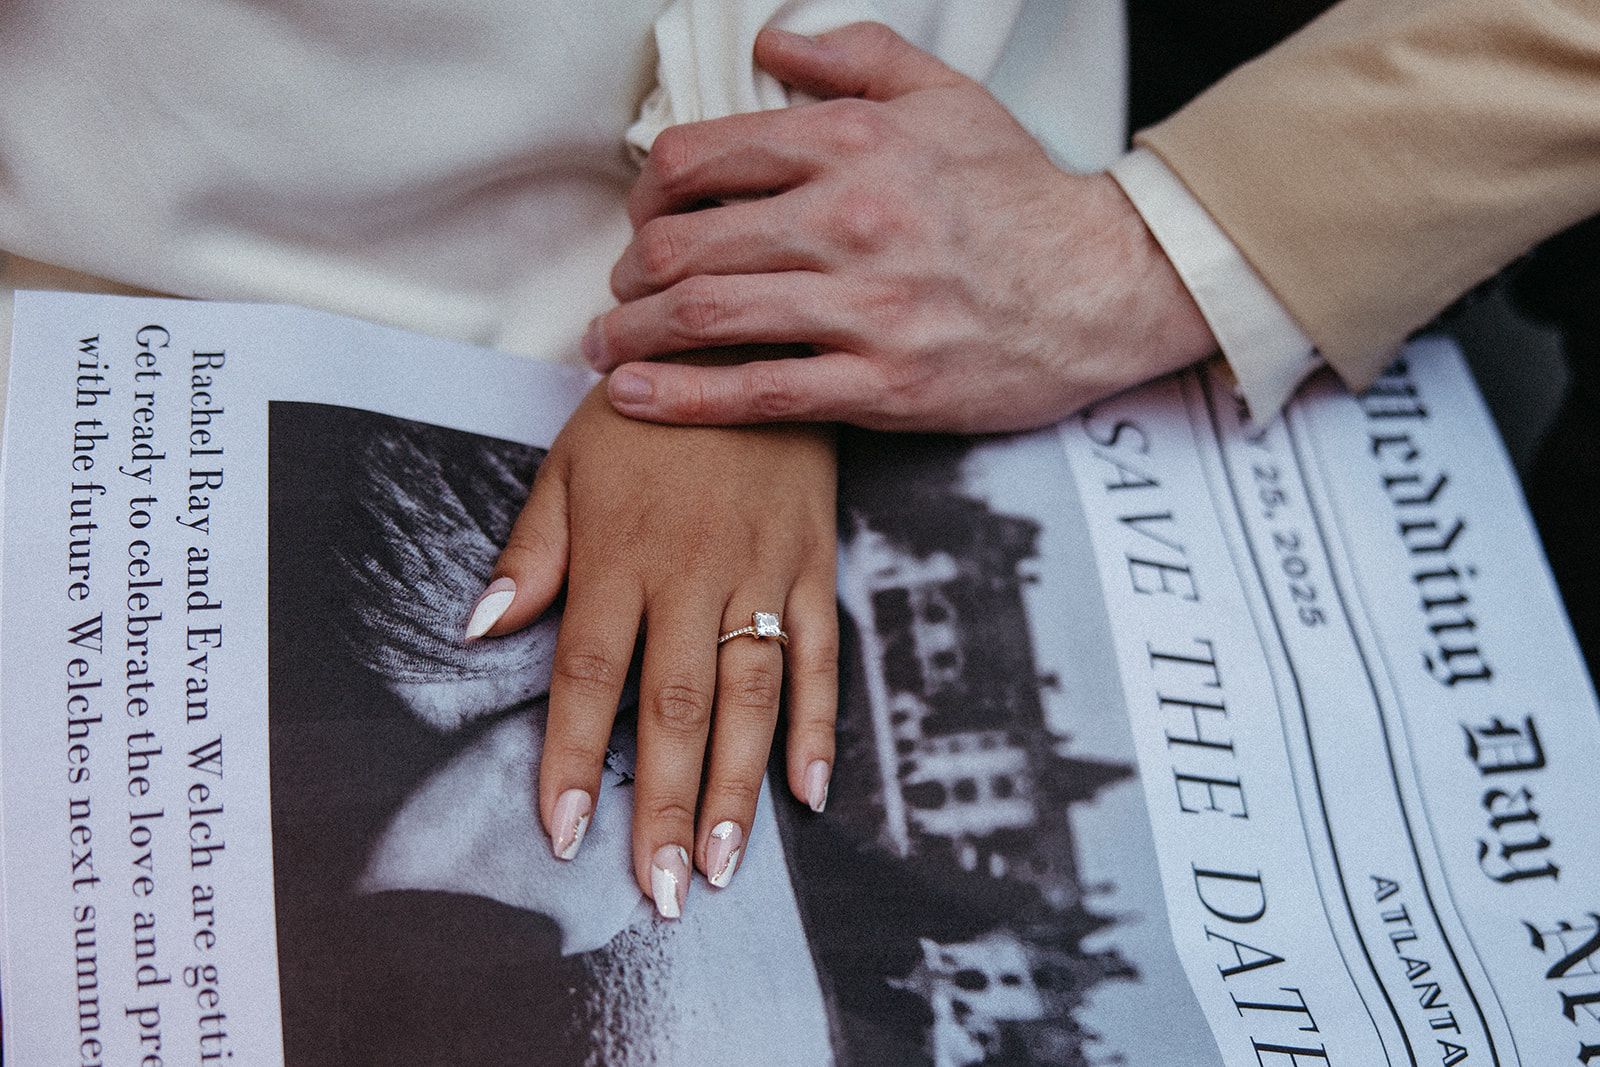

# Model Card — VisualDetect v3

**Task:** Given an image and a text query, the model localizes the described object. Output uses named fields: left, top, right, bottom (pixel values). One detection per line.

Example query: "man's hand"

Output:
left=584, top=22, right=1217, bottom=434
left=468, top=383, right=838, bottom=917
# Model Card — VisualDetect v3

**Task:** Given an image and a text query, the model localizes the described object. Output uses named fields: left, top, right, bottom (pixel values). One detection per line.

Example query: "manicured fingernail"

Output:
left=651, top=844, right=690, bottom=919
left=609, top=368, right=652, bottom=405
left=550, top=789, right=592, bottom=861
left=581, top=319, right=609, bottom=369
left=706, top=821, right=744, bottom=889
left=464, top=577, right=516, bottom=641
left=805, top=759, right=831, bottom=814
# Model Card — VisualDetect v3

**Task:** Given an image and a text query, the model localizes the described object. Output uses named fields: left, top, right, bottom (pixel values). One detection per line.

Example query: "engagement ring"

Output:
left=719, top=611, right=788, bottom=647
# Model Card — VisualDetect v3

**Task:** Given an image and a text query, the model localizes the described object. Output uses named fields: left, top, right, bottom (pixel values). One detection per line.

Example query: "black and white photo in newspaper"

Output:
left=264, top=408, right=1214, bottom=1064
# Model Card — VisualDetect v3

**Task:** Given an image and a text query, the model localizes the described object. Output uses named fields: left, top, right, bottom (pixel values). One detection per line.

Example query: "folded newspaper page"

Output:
left=3, top=291, right=1596, bottom=1066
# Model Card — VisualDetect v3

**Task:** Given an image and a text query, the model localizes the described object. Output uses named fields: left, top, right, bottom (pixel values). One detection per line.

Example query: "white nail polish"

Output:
left=805, top=759, right=831, bottom=814
left=464, top=577, right=516, bottom=641
left=651, top=844, right=689, bottom=919
left=707, top=820, right=743, bottom=889
left=551, top=789, right=593, bottom=861
left=558, top=815, right=589, bottom=860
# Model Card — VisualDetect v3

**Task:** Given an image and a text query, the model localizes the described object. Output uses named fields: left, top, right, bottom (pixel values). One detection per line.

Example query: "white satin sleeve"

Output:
left=625, top=0, right=1024, bottom=155
left=1110, top=145, right=1323, bottom=420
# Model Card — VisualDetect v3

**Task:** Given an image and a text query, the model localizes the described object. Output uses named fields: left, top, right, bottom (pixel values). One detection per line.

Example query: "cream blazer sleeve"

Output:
left=1135, top=0, right=1600, bottom=390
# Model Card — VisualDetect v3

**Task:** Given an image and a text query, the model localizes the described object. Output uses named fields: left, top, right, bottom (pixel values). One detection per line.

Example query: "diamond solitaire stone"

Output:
left=753, top=612, right=782, bottom=638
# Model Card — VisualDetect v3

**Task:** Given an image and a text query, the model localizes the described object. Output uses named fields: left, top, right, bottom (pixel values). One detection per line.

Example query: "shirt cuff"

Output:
left=1108, top=146, right=1322, bottom=420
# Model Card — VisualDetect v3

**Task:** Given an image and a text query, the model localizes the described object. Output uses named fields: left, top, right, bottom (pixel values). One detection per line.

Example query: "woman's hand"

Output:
left=465, top=381, right=838, bottom=918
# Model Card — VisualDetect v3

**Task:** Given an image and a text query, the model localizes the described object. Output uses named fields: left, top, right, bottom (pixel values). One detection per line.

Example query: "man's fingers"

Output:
left=539, top=579, right=641, bottom=864
left=606, top=351, right=886, bottom=427
left=588, top=271, right=847, bottom=370
left=466, top=453, right=569, bottom=641
left=628, top=22, right=968, bottom=229
left=612, top=197, right=815, bottom=302
left=781, top=576, right=838, bottom=814
left=754, top=22, right=967, bottom=102
left=632, top=598, right=720, bottom=918
left=630, top=112, right=813, bottom=228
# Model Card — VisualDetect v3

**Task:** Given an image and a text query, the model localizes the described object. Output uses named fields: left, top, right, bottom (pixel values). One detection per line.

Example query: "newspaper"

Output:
left=2, top=290, right=1596, bottom=1066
